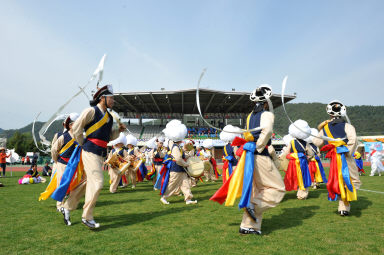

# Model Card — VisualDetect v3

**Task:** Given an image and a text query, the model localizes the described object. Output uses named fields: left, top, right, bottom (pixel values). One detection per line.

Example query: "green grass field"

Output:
left=0, top=167, right=383, bottom=255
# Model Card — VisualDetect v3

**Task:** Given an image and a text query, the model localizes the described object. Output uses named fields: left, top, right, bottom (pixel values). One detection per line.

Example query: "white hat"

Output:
left=146, top=137, right=157, bottom=149
left=289, top=119, right=311, bottom=140
left=283, top=134, right=294, bottom=146
left=64, top=112, right=79, bottom=129
left=202, top=139, right=214, bottom=149
left=162, top=120, right=187, bottom=142
left=126, top=134, right=137, bottom=146
left=157, top=136, right=165, bottom=143
left=111, top=133, right=127, bottom=146
left=69, top=112, right=79, bottom=122
left=164, top=138, right=170, bottom=148
left=305, top=128, right=319, bottom=143
left=220, top=125, right=241, bottom=143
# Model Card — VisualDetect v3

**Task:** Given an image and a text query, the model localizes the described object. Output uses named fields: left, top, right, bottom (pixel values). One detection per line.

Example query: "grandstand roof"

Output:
left=113, top=88, right=296, bottom=119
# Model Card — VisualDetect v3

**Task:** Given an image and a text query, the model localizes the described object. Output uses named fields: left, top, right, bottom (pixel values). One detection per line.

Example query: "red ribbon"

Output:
left=222, top=160, right=229, bottom=183
left=211, top=158, right=219, bottom=178
left=210, top=171, right=234, bottom=204
left=308, top=161, right=317, bottom=182
left=284, top=154, right=299, bottom=191
left=321, top=144, right=340, bottom=200
left=59, top=156, right=70, bottom=163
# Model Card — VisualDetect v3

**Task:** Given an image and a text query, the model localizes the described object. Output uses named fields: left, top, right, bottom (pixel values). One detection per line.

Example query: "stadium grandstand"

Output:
left=112, top=88, right=296, bottom=158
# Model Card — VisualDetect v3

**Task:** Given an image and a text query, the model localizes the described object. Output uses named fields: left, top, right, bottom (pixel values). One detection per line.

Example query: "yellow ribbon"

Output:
left=324, top=123, right=357, bottom=202
left=85, top=111, right=110, bottom=137
left=225, top=150, right=246, bottom=206
left=59, top=137, right=75, bottom=155
left=38, top=171, right=58, bottom=201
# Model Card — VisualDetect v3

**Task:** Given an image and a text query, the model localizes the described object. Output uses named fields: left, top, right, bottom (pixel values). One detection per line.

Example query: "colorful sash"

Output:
left=146, top=163, right=157, bottom=180
left=354, top=152, right=364, bottom=173
left=308, top=155, right=328, bottom=183
left=222, top=155, right=234, bottom=183
left=322, top=124, right=357, bottom=202
left=210, top=157, right=220, bottom=178
left=284, top=152, right=311, bottom=191
left=210, top=142, right=255, bottom=209
left=51, top=146, right=84, bottom=201
left=284, top=139, right=311, bottom=191
left=38, top=168, right=58, bottom=201
left=136, top=162, right=148, bottom=182
left=157, top=156, right=173, bottom=195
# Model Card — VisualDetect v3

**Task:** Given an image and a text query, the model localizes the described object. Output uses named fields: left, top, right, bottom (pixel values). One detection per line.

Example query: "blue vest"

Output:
left=323, top=119, right=349, bottom=145
left=224, top=144, right=238, bottom=165
left=154, top=147, right=165, bottom=165
left=82, top=106, right=113, bottom=157
left=170, top=144, right=186, bottom=172
left=309, top=143, right=318, bottom=154
left=290, top=139, right=307, bottom=154
left=247, top=110, right=271, bottom=156
left=127, top=148, right=135, bottom=155
left=58, top=132, right=77, bottom=165
left=112, top=148, right=125, bottom=157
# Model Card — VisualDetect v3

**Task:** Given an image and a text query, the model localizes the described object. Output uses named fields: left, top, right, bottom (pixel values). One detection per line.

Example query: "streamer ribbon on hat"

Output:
left=280, top=76, right=342, bottom=142
left=32, top=54, right=107, bottom=152
left=195, top=69, right=262, bottom=134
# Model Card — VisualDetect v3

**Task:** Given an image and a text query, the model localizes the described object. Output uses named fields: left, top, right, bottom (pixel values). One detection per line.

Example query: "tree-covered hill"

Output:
left=273, top=103, right=384, bottom=136
left=0, top=103, right=383, bottom=141
left=0, top=120, right=64, bottom=142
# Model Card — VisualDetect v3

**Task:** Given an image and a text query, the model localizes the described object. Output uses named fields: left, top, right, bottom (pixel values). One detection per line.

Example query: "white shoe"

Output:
left=160, top=197, right=170, bottom=205
left=186, top=200, right=197, bottom=205
left=61, top=208, right=71, bottom=226
left=131, top=185, right=136, bottom=189
left=82, top=219, right=100, bottom=229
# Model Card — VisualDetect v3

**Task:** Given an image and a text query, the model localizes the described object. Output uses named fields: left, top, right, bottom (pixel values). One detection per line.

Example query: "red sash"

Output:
left=87, top=138, right=108, bottom=148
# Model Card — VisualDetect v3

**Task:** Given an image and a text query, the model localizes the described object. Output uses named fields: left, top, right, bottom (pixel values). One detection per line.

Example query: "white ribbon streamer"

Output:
left=281, top=76, right=340, bottom=142
left=195, top=69, right=262, bottom=134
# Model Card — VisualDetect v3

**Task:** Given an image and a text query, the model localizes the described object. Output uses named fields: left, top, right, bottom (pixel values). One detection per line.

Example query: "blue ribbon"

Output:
left=336, top=146, right=353, bottom=191
left=315, top=155, right=328, bottom=183
left=139, top=163, right=147, bottom=179
left=51, top=146, right=81, bottom=202
left=238, top=142, right=256, bottom=209
left=328, top=194, right=338, bottom=202
left=154, top=173, right=162, bottom=190
left=355, top=158, right=363, bottom=170
left=160, top=159, right=173, bottom=195
left=154, top=156, right=170, bottom=189
left=225, top=155, right=234, bottom=176
left=297, top=152, right=311, bottom=188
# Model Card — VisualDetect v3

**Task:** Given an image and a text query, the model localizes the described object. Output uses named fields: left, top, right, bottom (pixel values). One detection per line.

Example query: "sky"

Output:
left=0, top=0, right=383, bottom=129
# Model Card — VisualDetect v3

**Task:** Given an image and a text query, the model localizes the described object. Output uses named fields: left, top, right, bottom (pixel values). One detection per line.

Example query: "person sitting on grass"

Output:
left=18, top=164, right=43, bottom=184
left=42, top=162, right=52, bottom=176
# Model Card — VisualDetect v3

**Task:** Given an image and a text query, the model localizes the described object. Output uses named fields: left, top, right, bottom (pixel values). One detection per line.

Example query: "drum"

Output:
left=132, top=160, right=142, bottom=172
left=186, top=156, right=204, bottom=177
left=184, top=143, right=194, bottom=151
left=105, top=153, right=120, bottom=169
left=203, top=161, right=212, bottom=172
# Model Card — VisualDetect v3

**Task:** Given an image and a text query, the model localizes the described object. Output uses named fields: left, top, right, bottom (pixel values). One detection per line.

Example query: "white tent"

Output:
left=6, top=149, right=20, bottom=164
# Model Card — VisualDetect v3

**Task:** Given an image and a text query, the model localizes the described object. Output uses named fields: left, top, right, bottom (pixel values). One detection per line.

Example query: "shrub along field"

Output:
left=0, top=167, right=383, bottom=255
